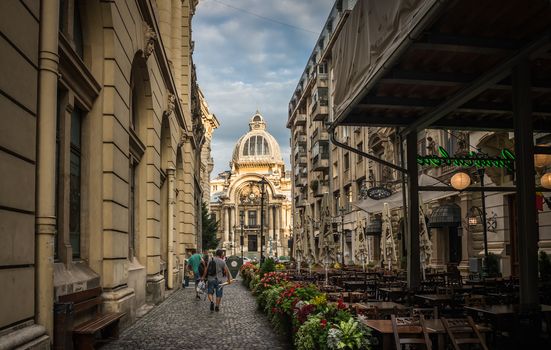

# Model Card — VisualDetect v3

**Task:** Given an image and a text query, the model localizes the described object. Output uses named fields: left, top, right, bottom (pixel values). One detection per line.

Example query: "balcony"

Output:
left=312, top=154, right=329, bottom=171
left=296, top=193, right=308, bottom=208
left=294, top=153, right=307, bottom=165
left=311, top=99, right=329, bottom=121
left=293, top=113, right=306, bottom=126
left=312, top=127, right=329, bottom=144
left=296, top=134, right=307, bottom=143
left=311, top=180, right=329, bottom=197
left=293, top=145, right=307, bottom=158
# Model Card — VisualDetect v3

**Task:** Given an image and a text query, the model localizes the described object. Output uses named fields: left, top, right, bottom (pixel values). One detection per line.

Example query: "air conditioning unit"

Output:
left=469, top=257, right=482, bottom=273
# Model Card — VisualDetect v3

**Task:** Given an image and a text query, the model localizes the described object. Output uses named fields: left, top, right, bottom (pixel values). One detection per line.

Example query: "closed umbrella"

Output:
left=382, top=203, right=397, bottom=270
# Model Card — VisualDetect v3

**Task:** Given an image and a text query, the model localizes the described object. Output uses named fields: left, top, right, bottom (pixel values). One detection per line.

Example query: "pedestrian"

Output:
left=187, top=251, right=206, bottom=300
left=202, top=249, right=232, bottom=312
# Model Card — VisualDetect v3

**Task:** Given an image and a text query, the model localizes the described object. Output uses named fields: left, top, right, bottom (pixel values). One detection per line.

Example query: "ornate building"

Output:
left=0, top=0, right=208, bottom=347
left=199, top=88, right=220, bottom=207
left=210, top=112, right=292, bottom=259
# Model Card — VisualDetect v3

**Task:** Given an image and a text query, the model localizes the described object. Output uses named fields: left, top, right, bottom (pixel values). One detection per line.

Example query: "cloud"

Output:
left=193, top=0, right=334, bottom=176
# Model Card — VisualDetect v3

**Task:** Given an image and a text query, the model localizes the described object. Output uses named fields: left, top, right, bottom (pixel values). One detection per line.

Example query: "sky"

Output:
left=193, top=0, right=334, bottom=176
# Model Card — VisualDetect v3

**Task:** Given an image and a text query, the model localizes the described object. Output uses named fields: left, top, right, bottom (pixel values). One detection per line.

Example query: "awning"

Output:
left=352, top=174, right=458, bottom=213
left=428, top=203, right=461, bottom=228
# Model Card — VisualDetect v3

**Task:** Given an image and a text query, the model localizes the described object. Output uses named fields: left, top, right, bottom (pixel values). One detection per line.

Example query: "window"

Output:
left=344, top=185, right=352, bottom=211
left=60, top=0, right=84, bottom=59
left=69, top=107, right=82, bottom=258
left=243, top=136, right=269, bottom=156
left=211, top=212, right=217, bottom=223
left=357, top=142, right=363, bottom=163
left=333, top=191, right=340, bottom=215
left=344, top=153, right=350, bottom=171
left=129, top=159, right=137, bottom=258
left=248, top=210, right=257, bottom=227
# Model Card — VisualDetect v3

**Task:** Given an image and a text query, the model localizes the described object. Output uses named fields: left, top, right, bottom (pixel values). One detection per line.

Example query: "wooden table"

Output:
left=415, top=294, right=453, bottom=306
left=378, top=287, right=406, bottom=301
left=354, top=301, right=407, bottom=313
left=361, top=319, right=489, bottom=350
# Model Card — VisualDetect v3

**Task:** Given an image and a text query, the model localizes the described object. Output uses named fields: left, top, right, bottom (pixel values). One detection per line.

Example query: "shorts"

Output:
left=207, top=279, right=223, bottom=298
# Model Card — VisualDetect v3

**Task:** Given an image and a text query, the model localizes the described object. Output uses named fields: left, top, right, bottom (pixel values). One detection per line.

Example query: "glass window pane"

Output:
left=73, top=1, right=84, bottom=58
left=71, top=108, right=81, bottom=147
left=70, top=149, right=81, bottom=258
left=243, top=139, right=249, bottom=155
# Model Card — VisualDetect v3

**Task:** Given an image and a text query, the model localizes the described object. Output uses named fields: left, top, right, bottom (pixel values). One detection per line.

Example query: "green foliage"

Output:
left=295, top=315, right=327, bottom=350
left=201, top=202, right=219, bottom=250
left=260, top=257, right=276, bottom=277
left=539, top=251, right=551, bottom=282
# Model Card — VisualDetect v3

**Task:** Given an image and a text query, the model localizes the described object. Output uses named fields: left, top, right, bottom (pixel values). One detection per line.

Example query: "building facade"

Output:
left=199, top=88, right=220, bottom=207
left=0, top=0, right=208, bottom=347
left=287, top=0, right=551, bottom=276
left=210, top=113, right=292, bottom=259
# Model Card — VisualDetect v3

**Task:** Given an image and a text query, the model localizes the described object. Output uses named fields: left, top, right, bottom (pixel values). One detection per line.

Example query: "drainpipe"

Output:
left=36, top=0, right=60, bottom=340
left=167, top=167, right=175, bottom=289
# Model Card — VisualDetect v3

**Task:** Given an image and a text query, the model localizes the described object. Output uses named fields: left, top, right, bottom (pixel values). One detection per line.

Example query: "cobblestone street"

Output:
left=102, top=280, right=290, bottom=350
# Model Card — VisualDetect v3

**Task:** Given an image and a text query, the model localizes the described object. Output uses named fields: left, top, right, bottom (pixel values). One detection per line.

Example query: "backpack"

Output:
left=207, top=258, right=217, bottom=277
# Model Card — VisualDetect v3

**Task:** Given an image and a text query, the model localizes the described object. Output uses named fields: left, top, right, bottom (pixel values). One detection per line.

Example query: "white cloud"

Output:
left=193, top=0, right=334, bottom=176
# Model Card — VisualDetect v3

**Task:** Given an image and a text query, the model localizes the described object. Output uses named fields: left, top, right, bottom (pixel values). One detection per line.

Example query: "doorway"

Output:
left=248, top=234, right=258, bottom=252
left=448, top=226, right=462, bottom=264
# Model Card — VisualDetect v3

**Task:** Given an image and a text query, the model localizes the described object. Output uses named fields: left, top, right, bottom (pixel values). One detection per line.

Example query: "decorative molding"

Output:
left=142, top=23, right=157, bottom=60
left=164, top=93, right=176, bottom=117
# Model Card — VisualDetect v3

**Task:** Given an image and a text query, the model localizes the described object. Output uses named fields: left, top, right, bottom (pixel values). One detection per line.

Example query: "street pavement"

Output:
left=102, top=279, right=290, bottom=350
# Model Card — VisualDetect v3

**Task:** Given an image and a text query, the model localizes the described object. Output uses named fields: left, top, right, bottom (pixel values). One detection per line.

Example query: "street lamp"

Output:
left=240, top=210, right=244, bottom=262
left=258, top=177, right=269, bottom=264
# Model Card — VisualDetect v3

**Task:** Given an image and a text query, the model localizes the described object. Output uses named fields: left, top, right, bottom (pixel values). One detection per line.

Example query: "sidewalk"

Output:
left=102, top=280, right=290, bottom=350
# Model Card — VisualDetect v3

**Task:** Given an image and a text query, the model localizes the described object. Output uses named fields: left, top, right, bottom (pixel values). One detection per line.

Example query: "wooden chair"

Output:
left=412, top=306, right=439, bottom=319
left=441, top=316, right=489, bottom=350
left=391, top=314, right=432, bottom=350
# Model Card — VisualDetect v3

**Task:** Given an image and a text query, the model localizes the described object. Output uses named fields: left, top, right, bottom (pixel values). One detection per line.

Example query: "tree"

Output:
left=201, top=202, right=219, bottom=250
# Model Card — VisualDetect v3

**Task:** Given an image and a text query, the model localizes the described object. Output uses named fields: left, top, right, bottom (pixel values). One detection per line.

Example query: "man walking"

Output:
left=187, top=251, right=206, bottom=299
left=202, top=249, right=232, bottom=312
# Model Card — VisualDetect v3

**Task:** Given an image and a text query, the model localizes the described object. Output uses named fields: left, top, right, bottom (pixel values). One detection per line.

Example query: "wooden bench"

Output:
left=58, top=287, right=125, bottom=350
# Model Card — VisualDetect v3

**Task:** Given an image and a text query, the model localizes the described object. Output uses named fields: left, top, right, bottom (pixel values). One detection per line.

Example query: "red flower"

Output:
left=320, top=319, right=327, bottom=328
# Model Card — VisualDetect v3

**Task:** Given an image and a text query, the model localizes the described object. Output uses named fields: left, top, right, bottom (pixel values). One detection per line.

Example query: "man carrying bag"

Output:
left=202, top=249, right=232, bottom=312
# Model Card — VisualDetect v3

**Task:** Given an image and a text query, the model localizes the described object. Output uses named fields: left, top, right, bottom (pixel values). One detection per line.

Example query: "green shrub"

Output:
left=260, top=257, right=276, bottom=277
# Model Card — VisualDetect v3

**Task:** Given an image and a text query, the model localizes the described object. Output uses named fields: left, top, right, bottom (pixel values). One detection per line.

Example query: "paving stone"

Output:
left=102, top=280, right=290, bottom=350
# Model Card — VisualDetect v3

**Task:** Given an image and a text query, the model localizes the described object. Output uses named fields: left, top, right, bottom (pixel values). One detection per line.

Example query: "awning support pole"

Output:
left=513, top=59, right=539, bottom=313
left=406, top=132, right=420, bottom=289
left=330, top=126, right=407, bottom=173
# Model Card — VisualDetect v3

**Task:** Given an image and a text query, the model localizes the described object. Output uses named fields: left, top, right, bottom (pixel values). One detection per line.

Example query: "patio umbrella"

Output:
left=354, top=221, right=369, bottom=271
left=304, top=204, right=317, bottom=264
left=294, top=214, right=304, bottom=272
left=418, top=195, right=433, bottom=279
left=381, top=203, right=397, bottom=270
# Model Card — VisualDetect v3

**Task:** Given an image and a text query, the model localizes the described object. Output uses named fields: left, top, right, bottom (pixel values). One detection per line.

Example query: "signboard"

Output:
left=366, top=186, right=392, bottom=200
left=226, top=255, right=242, bottom=279
left=417, top=146, right=515, bottom=170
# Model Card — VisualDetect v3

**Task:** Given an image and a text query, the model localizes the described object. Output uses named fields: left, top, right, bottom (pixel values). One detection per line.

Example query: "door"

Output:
left=248, top=234, right=258, bottom=252
left=448, top=226, right=462, bottom=264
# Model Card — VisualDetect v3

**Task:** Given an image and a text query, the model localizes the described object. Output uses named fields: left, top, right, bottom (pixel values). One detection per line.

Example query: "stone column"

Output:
left=224, top=207, right=229, bottom=243
left=36, top=0, right=59, bottom=338
left=167, top=167, right=175, bottom=289
left=458, top=193, right=471, bottom=275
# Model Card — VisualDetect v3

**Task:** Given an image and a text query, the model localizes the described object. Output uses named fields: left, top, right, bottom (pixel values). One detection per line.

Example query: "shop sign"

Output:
left=366, top=186, right=392, bottom=200
left=417, top=147, right=515, bottom=170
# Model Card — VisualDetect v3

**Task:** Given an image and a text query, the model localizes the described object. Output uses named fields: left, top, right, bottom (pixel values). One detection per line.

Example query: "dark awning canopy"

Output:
left=365, top=220, right=382, bottom=235
left=331, top=0, right=551, bottom=133
left=428, top=203, right=462, bottom=228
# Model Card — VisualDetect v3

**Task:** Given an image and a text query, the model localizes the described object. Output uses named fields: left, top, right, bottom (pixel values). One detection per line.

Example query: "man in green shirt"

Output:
left=187, top=252, right=206, bottom=300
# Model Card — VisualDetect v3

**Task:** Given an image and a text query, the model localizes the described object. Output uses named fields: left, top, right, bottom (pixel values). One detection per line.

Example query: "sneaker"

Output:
left=210, top=302, right=214, bottom=311
left=215, top=306, right=220, bottom=312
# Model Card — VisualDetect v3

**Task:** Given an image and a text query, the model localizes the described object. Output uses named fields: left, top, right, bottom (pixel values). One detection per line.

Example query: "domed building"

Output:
left=210, top=112, right=292, bottom=259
